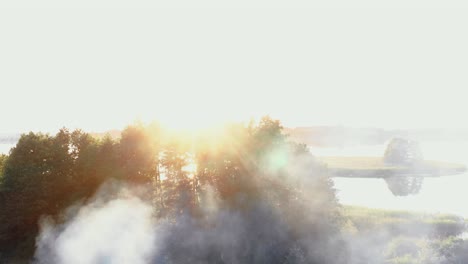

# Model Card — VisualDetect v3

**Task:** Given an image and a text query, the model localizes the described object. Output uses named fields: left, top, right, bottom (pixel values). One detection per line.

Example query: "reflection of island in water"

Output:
left=322, top=138, right=467, bottom=196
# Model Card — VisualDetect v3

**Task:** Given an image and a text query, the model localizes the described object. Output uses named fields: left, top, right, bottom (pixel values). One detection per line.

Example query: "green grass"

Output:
left=342, top=206, right=467, bottom=238
left=341, top=206, right=468, bottom=263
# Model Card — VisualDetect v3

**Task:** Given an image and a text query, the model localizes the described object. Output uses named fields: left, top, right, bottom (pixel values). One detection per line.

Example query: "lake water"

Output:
left=311, top=140, right=468, bottom=217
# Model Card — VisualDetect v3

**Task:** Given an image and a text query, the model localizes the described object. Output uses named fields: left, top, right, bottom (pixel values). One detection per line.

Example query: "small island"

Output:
left=321, top=138, right=467, bottom=196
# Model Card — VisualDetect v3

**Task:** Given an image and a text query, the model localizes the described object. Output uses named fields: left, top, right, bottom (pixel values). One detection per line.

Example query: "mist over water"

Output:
left=313, top=140, right=468, bottom=217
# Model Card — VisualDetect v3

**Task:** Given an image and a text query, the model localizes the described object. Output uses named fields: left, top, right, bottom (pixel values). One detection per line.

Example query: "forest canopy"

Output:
left=0, top=117, right=344, bottom=263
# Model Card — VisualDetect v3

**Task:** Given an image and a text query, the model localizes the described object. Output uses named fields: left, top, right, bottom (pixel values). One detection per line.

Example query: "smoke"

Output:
left=32, top=144, right=347, bottom=264
left=33, top=186, right=466, bottom=264
left=31, top=145, right=467, bottom=264
left=33, top=184, right=328, bottom=264
left=34, top=184, right=159, bottom=264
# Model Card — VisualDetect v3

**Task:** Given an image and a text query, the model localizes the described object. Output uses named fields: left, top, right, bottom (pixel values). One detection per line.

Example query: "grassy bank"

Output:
left=342, top=206, right=466, bottom=238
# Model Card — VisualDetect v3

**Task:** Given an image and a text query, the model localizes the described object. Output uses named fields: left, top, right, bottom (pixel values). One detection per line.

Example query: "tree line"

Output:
left=0, top=117, right=342, bottom=262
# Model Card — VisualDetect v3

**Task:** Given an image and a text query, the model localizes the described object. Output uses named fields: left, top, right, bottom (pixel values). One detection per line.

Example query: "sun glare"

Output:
left=161, top=118, right=213, bottom=131
left=154, top=113, right=236, bottom=133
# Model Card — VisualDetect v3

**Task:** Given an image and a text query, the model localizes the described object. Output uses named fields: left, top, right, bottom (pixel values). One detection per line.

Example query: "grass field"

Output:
left=342, top=205, right=467, bottom=238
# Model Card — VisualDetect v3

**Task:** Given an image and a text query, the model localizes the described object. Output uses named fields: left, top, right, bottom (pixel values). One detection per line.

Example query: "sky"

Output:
left=1, top=2, right=468, bottom=133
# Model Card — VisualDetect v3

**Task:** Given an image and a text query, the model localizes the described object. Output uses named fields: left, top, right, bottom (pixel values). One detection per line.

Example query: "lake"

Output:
left=311, top=140, right=468, bottom=217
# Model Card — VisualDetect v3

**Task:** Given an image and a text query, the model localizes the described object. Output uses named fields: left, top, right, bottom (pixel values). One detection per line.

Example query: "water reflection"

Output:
left=312, top=140, right=468, bottom=217
left=384, top=176, right=424, bottom=196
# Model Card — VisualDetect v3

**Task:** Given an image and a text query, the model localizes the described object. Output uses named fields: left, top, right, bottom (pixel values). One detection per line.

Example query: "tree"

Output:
left=69, top=130, right=106, bottom=199
left=432, top=237, right=468, bottom=264
left=0, top=130, right=77, bottom=259
left=0, top=118, right=346, bottom=263
left=1, top=130, right=75, bottom=215
left=383, top=138, right=424, bottom=196
left=0, top=154, right=6, bottom=180
left=119, top=123, right=162, bottom=184
left=384, top=138, right=423, bottom=165
left=184, top=117, right=345, bottom=263
left=384, top=176, right=424, bottom=196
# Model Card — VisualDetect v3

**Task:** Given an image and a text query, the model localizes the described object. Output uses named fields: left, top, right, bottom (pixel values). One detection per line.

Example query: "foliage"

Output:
left=385, top=237, right=428, bottom=263
left=431, top=237, right=468, bottom=264
left=343, top=206, right=466, bottom=238
left=385, top=176, right=424, bottom=196
left=0, top=117, right=343, bottom=262
left=0, top=154, right=6, bottom=181
left=384, top=138, right=423, bottom=166
left=342, top=206, right=468, bottom=264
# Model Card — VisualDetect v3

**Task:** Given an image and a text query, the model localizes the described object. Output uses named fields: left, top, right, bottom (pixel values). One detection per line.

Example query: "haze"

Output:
left=4, top=2, right=468, bottom=263
left=1, top=4, right=468, bottom=132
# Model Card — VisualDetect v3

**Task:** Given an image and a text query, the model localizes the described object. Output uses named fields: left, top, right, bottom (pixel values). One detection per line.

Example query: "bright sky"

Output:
left=1, top=2, right=468, bottom=133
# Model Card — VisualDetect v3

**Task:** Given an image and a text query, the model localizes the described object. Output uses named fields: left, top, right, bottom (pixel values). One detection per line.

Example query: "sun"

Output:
left=137, top=104, right=258, bottom=133
left=149, top=112, right=229, bottom=133
left=161, top=117, right=213, bottom=131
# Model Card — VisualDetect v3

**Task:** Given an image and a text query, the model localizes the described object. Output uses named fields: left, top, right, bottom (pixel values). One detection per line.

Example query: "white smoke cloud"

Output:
left=31, top=145, right=467, bottom=264
left=34, top=194, right=158, bottom=264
